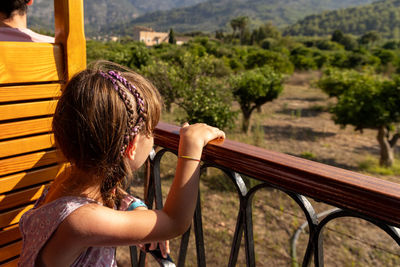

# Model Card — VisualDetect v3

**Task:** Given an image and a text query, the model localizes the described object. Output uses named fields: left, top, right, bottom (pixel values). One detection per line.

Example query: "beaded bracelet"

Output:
left=127, top=200, right=147, bottom=211
left=178, top=155, right=201, bottom=162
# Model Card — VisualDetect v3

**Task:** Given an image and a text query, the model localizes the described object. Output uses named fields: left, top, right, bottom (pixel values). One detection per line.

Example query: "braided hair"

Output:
left=53, top=62, right=161, bottom=208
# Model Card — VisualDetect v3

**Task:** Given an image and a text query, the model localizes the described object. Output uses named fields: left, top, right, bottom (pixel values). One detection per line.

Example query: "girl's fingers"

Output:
left=166, top=240, right=170, bottom=254
left=217, top=129, right=225, bottom=139
left=210, top=127, right=225, bottom=140
left=180, top=123, right=226, bottom=147
left=159, top=241, right=167, bottom=258
left=149, top=242, right=157, bottom=250
left=160, top=241, right=170, bottom=258
left=137, top=243, right=146, bottom=252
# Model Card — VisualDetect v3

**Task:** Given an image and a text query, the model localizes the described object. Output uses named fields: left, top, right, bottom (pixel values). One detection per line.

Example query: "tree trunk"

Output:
left=242, top=112, right=251, bottom=133
left=377, top=126, right=394, bottom=167
left=165, top=101, right=172, bottom=113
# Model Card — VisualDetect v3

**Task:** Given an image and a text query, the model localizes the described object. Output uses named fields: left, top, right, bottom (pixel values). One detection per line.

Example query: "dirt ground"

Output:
left=116, top=71, right=400, bottom=266
left=258, top=72, right=399, bottom=180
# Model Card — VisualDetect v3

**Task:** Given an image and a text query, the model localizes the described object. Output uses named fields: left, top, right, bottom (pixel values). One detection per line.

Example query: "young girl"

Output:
left=18, top=62, right=225, bottom=266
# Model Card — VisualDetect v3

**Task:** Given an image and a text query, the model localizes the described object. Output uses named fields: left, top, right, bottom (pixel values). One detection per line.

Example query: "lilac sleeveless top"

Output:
left=19, top=191, right=136, bottom=267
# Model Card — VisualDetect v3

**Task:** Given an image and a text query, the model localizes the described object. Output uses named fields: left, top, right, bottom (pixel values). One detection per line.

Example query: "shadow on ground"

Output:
left=354, top=144, right=380, bottom=155
left=263, top=125, right=336, bottom=141
left=282, top=97, right=326, bottom=102
left=277, top=107, right=326, bottom=118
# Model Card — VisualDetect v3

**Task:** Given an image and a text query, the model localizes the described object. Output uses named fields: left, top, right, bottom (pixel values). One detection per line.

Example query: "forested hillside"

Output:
left=114, top=0, right=374, bottom=34
left=28, top=0, right=206, bottom=35
left=284, top=0, right=400, bottom=38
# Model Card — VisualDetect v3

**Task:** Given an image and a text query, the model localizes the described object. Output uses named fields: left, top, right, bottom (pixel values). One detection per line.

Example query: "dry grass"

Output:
left=116, top=71, right=400, bottom=266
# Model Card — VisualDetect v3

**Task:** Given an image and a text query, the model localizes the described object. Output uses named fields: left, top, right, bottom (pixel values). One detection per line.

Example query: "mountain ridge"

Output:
left=28, top=0, right=375, bottom=36
left=284, top=0, right=400, bottom=38
left=115, top=0, right=375, bottom=34
left=28, top=0, right=207, bottom=35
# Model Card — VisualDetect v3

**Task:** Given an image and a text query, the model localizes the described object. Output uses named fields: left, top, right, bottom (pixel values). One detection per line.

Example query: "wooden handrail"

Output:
left=154, top=122, right=400, bottom=228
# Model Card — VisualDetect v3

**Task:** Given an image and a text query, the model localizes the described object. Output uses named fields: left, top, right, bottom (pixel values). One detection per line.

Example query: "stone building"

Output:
left=133, top=26, right=169, bottom=46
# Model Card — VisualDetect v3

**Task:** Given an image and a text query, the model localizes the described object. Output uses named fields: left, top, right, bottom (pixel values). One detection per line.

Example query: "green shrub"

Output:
left=290, top=46, right=319, bottom=70
left=230, top=66, right=284, bottom=132
left=245, top=49, right=293, bottom=74
left=178, top=77, right=236, bottom=129
left=260, top=38, right=277, bottom=50
left=382, top=41, right=400, bottom=50
left=291, top=55, right=317, bottom=70
left=315, top=40, right=343, bottom=50
left=328, top=50, right=380, bottom=69
left=317, top=68, right=374, bottom=97
left=128, top=42, right=151, bottom=69
left=228, top=57, right=244, bottom=71
left=300, top=152, right=317, bottom=160
left=141, top=60, right=184, bottom=112
left=373, top=49, right=396, bottom=66
left=318, top=69, right=400, bottom=166
left=329, top=51, right=349, bottom=68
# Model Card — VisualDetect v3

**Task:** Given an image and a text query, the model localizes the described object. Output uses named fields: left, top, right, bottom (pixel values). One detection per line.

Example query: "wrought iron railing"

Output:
left=129, top=122, right=400, bottom=267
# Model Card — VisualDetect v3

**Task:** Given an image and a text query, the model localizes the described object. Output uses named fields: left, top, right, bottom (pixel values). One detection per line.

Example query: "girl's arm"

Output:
left=40, top=123, right=224, bottom=264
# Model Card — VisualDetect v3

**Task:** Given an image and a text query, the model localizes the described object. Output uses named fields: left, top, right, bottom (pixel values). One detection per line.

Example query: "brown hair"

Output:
left=53, top=61, right=161, bottom=207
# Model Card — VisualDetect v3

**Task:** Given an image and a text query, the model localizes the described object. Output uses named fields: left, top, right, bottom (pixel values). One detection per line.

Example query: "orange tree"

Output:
left=230, top=66, right=284, bottom=133
left=318, top=68, right=400, bottom=166
left=143, top=53, right=235, bottom=129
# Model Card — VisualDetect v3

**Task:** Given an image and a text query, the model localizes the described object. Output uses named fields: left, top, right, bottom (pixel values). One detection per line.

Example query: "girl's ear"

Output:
left=27, top=0, right=34, bottom=6
left=126, top=135, right=139, bottom=160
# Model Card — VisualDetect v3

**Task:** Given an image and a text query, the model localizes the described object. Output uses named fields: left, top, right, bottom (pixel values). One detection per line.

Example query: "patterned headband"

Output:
left=99, top=70, right=147, bottom=155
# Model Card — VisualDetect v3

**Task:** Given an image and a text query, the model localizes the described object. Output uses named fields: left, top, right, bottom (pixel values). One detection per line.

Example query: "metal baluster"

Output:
left=243, top=194, right=256, bottom=267
left=177, top=227, right=191, bottom=267
left=218, top=169, right=252, bottom=267
left=312, top=208, right=400, bottom=267
left=129, top=149, right=168, bottom=267
left=194, top=188, right=206, bottom=266
left=285, top=193, right=319, bottom=267
left=129, top=246, right=138, bottom=267
left=229, top=208, right=244, bottom=267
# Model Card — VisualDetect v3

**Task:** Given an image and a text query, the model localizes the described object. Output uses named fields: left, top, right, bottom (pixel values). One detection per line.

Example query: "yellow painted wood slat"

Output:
left=0, top=165, right=64, bottom=193
left=0, top=241, right=22, bottom=263
left=0, top=257, right=19, bottom=267
left=0, top=134, right=54, bottom=158
left=0, top=150, right=60, bottom=177
left=0, top=205, right=33, bottom=230
left=0, top=100, right=57, bottom=121
left=0, top=42, right=64, bottom=84
left=55, top=0, right=86, bottom=80
left=0, top=117, right=53, bottom=140
left=0, top=83, right=61, bottom=103
left=0, top=185, right=48, bottom=211
left=0, top=225, right=20, bottom=247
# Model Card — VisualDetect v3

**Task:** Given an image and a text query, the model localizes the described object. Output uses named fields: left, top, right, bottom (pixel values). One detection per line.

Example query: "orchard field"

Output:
left=116, top=71, right=400, bottom=266
left=87, top=24, right=400, bottom=265
left=88, top=24, right=400, bottom=168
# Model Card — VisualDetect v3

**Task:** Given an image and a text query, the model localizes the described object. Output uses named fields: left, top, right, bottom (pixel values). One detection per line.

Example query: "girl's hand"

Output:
left=148, top=240, right=170, bottom=258
left=137, top=240, right=170, bottom=258
left=179, top=123, right=225, bottom=160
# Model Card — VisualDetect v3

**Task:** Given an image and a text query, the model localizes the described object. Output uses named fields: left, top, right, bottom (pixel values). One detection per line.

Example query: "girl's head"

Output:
left=53, top=61, right=161, bottom=207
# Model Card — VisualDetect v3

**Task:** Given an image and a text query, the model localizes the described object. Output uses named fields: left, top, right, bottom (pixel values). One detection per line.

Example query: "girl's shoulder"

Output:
left=21, top=192, right=100, bottom=234
left=19, top=193, right=101, bottom=267
left=31, top=187, right=100, bottom=214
